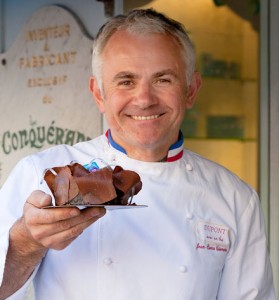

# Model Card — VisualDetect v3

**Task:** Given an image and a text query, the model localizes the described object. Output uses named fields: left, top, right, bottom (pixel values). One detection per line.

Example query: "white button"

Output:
left=186, top=163, right=193, bottom=171
left=185, top=213, right=193, bottom=220
left=110, top=154, right=116, bottom=162
left=179, top=265, right=187, bottom=273
left=103, top=257, right=113, bottom=265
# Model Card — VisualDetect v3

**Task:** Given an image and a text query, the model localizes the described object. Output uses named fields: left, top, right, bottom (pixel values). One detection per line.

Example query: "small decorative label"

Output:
left=83, top=161, right=100, bottom=172
left=83, top=158, right=110, bottom=173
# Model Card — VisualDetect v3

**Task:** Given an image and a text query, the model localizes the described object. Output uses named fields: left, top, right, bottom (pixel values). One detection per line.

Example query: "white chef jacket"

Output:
left=0, top=133, right=275, bottom=300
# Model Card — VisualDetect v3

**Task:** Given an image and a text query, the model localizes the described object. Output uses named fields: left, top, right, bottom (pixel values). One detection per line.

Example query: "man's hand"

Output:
left=0, top=190, right=106, bottom=299
left=23, top=190, right=106, bottom=250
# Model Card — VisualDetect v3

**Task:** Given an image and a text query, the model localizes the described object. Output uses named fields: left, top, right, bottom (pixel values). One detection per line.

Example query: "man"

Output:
left=0, top=8, right=275, bottom=300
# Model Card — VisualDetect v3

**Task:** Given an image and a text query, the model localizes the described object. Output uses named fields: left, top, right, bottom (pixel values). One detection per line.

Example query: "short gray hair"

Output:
left=92, top=9, right=196, bottom=89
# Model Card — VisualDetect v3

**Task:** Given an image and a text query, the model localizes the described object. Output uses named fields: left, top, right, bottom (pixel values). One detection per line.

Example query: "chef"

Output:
left=0, top=8, right=275, bottom=300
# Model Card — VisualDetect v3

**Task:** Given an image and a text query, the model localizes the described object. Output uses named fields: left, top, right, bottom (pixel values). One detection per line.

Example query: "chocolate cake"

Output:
left=43, top=163, right=142, bottom=206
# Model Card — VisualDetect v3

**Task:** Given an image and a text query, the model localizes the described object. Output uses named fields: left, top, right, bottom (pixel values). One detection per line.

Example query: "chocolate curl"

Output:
left=44, top=166, right=80, bottom=206
left=54, top=167, right=79, bottom=206
left=74, top=167, right=117, bottom=205
left=69, top=163, right=90, bottom=177
left=112, top=166, right=143, bottom=205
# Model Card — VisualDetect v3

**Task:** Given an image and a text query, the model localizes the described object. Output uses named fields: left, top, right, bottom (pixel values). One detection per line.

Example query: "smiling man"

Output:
left=0, top=8, right=275, bottom=300
left=90, top=30, right=200, bottom=162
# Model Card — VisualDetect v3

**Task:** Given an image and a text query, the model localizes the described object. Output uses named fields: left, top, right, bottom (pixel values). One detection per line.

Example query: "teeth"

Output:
left=131, top=115, right=159, bottom=121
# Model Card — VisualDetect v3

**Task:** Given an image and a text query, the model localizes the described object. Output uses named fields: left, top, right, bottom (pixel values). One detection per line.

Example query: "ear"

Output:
left=185, top=71, right=202, bottom=109
left=89, top=76, right=105, bottom=113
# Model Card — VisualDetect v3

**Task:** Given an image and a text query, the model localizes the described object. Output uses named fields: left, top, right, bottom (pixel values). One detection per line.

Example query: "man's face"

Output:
left=91, top=31, right=200, bottom=161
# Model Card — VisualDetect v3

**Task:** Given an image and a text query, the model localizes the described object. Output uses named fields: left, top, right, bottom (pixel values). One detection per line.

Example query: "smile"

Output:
left=131, top=115, right=160, bottom=121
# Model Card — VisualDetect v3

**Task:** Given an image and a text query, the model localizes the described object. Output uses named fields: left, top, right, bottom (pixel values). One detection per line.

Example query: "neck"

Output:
left=125, top=147, right=169, bottom=162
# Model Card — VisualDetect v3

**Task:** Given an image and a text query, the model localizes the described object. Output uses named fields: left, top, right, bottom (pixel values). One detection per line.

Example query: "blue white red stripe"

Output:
left=106, top=130, right=184, bottom=162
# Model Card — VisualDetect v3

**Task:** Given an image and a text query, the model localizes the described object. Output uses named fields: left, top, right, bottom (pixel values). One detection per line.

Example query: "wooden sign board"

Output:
left=0, top=6, right=101, bottom=187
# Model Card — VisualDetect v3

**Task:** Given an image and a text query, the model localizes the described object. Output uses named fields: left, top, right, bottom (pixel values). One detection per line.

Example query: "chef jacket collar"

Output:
left=105, top=129, right=184, bottom=162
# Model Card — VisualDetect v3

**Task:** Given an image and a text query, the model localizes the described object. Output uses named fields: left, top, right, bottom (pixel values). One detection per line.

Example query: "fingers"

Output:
left=26, top=190, right=52, bottom=208
left=38, top=213, right=102, bottom=250
left=35, top=207, right=105, bottom=250
left=23, top=190, right=106, bottom=250
left=30, top=207, right=104, bottom=238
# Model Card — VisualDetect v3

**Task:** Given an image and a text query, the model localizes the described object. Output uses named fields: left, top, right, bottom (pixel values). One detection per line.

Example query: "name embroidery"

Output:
left=196, top=243, right=228, bottom=252
left=195, top=221, right=230, bottom=252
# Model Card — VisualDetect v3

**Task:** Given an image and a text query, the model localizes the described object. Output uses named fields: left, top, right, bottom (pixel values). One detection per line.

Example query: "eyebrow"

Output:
left=112, top=71, right=139, bottom=82
left=153, top=69, right=178, bottom=79
left=112, top=69, right=179, bottom=82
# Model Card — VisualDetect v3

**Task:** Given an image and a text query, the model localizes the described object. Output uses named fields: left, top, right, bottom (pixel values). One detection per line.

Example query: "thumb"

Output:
left=26, top=190, right=52, bottom=208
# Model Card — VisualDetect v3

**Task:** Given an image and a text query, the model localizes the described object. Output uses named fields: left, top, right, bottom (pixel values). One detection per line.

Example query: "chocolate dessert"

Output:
left=43, top=163, right=142, bottom=206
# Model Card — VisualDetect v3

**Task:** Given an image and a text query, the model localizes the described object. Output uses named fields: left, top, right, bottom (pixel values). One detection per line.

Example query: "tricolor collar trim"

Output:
left=105, top=130, right=184, bottom=162
left=106, top=130, right=127, bottom=154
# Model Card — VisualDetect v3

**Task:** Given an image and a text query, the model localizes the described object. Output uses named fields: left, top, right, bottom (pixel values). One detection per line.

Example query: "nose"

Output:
left=133, top=81, right=157, bottom=109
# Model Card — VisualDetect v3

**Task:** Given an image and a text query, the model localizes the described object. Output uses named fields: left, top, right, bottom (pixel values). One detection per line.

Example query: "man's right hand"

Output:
left=23, top=190, right=106, bottom=250
left=0, top=190, right=106, bottom=299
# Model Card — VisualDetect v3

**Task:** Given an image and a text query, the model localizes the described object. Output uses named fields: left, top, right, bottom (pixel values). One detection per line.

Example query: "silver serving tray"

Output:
left=43, top=204, right=148, bottom=210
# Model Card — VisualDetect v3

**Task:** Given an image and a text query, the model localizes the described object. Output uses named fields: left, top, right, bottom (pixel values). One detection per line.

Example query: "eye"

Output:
left=116, top=79, right=135, bottom=88
left=119, top=80, right=133, bottom=86
left=159, top=78, right=171, bottom=83
left=154, top=77, right=172, bottom=85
